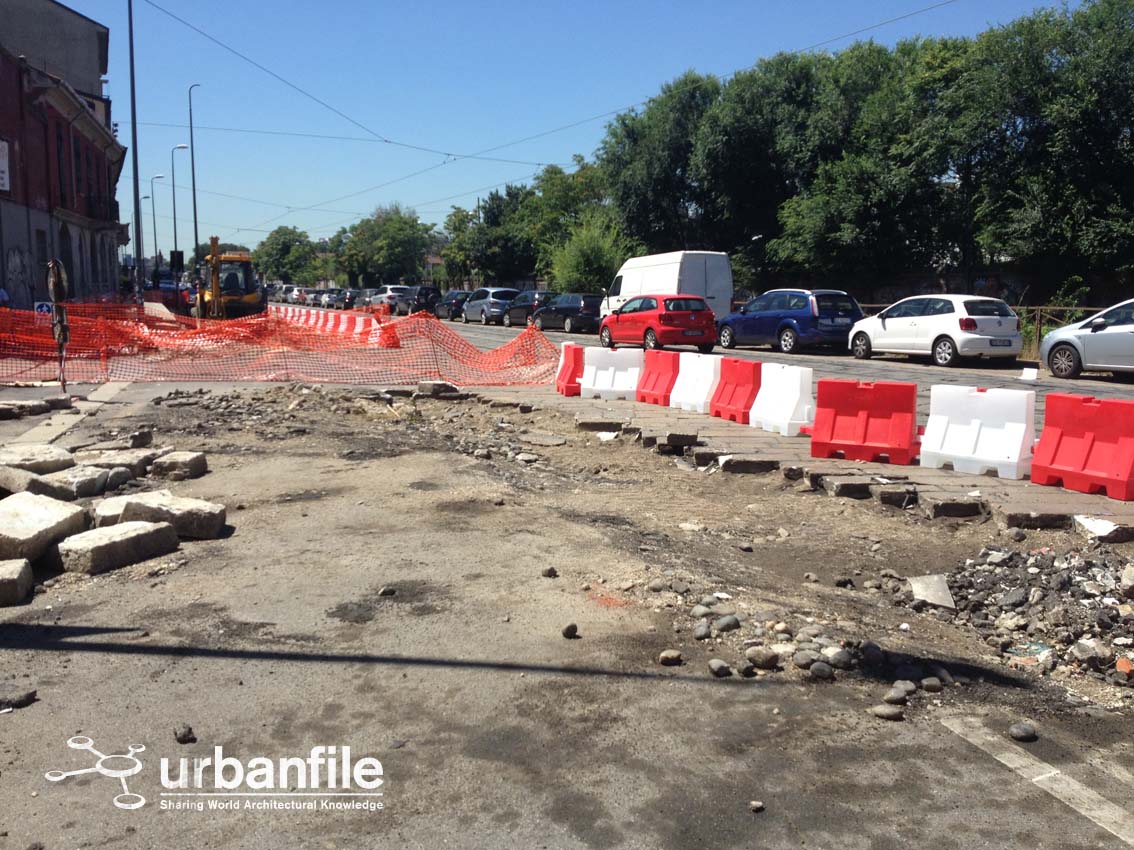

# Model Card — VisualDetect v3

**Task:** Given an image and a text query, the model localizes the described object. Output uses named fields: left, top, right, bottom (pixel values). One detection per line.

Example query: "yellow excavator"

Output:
left=193, top=237, right=266, bottom=319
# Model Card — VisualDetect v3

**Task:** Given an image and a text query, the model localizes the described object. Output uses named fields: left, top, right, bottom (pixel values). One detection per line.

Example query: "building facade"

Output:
left=0, top=0, right=126, bottom=308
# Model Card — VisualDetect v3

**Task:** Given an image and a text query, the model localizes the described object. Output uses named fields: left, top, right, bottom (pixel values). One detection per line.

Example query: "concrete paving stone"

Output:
left=719, top=455, right=781, bottom=475
left=0, top=404, right=21, bottom=420
left=55, top=520, right=179, bottom=575
left=96, top=489, right=227, bottom=539
left=0, top=465, right=74, bottom=500
left=72, top=447, right=171, bottom=477
left=150, top=451, right=208, bottom=479
left=873, top=485, right=920, bottom=508
left=7, top=400, right=52, bottom=416
left=821, top=476, right=877, bottom=499
left=41, top=465, right=110, bottom=499
left=0, top=492, right=88, bottom=561
left=0, top=443, right=76, bottom=474
left=919, top=490, right=988, bottom=519
left=0, top=558, right=33, bottom=605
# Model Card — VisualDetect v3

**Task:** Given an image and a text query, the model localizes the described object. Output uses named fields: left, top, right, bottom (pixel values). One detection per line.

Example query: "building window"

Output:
left=55, top=125, right=67, bottom=207
left=74, top=143, right=82, bottom=206
left=86, top=148, right=93, bottom=209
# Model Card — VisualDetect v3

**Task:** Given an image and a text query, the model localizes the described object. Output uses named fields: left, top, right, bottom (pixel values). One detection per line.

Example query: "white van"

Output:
left=601, top=251, right=733, bottom=317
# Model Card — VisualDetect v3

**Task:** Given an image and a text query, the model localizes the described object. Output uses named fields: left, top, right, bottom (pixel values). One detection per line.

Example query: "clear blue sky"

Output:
left=69, top=0, right=1075, bottom=254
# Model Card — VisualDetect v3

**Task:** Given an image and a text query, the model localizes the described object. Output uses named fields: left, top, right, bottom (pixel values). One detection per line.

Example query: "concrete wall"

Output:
left=0, top=0, right=108, bottom=96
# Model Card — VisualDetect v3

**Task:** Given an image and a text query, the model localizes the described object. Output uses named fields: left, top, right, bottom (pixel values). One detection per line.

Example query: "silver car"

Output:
left=1040, top=298, right=1134, bottom=378
left=461, top=287, right=519, bottom=325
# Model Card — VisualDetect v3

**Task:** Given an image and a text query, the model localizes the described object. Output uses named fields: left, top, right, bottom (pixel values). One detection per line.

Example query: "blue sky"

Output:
left=70, top=0, right=1074, bottom=253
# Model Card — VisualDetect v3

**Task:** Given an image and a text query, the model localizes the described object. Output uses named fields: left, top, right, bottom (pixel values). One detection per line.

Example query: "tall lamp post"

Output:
left=188, top=84, right=201, bottom=266
left=133, top=194, right=149, bottom=280
left=149, top=174, right=164, bottom=275
left=126, top=0, right=144, bottom=300
left=170, top=144, right=188, bottom=261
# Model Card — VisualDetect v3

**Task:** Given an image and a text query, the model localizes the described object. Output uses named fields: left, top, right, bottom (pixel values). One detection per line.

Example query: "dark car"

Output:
left=502, top=290, right=556, bottom=327
left=333, top=289, right=362, bottom=310
left=435, top=290, right=470, bottom=321
left=716, top=288, right=864, bottom=353
left=532, top=293, right=603, bottom=333
left=394, top=285, right=442, bottom=316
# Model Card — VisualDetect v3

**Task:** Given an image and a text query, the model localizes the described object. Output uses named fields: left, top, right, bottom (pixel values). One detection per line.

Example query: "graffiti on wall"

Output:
left=5, top=246, right=33, bottom=306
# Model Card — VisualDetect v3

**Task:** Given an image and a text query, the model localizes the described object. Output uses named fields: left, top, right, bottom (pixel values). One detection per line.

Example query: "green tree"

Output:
left=252, top=227, right=316, bottom=285
left=193, top=242, right=249, bottom=265
left=440, top=207, right=479, bottom=287
left=342, top=204, right=433, bottom=286
left=550, top=212, right=639, bottom=293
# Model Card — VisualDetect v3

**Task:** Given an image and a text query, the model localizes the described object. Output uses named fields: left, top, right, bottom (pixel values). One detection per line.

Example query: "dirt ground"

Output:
left=2, top=381, right=1132, bottom=850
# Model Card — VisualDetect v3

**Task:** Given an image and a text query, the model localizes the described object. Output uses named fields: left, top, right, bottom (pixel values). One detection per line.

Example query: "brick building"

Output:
left=0, top=0, right=127, bottom=308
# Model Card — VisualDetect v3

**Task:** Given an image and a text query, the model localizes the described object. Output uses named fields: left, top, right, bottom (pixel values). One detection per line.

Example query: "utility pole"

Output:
left=170, top=144, right=187, bottom=257
left=188, top=84, right=201, bottom=265
left=126, top=0, right=144, bottom=300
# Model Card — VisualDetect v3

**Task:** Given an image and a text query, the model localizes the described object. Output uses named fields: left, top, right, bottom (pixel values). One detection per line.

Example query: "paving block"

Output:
left=0, top=465, right=74, bottom=500
left=719, top=455, right=780, bottom=475
left=574, top=416, right=627, bottom=432
left=151, top=451, right=208, bottom=479
left=0, top=492, right=88, bottom=561
left=0, top=444, right=76, bottom=474
left=873, top=485, right=919, bottom=509
left=0, top=559, right=33, bottom=606
left=919, top=490, right=988, bottom=519
left=73, top=447, right=170, bottom=478
left=1074, top=514, right=1134, bottom=544
left=664, top=432, right=699, bottom=448
left=55, top=521, right=179, bottom=575
left=96, top=490, right=227, bottom=539
left=821, top=476, right=876, bottom=499
left=41, top=466, right=110, bottom=499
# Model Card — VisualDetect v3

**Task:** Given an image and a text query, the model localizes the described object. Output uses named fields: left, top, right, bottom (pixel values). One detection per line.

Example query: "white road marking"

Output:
left=942, top=716, right=1134, bottom=846
left=10, top=381, right=130, bottom=445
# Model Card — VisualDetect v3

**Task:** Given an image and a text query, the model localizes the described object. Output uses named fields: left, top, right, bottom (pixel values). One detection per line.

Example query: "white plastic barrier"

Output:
left=920, top=385, right=1036, bottom=479
left=578, top=347, right=645, bottom=400
left=749, top=363, right=815, bottom=437
left=669, top=352, right=721, bottom=413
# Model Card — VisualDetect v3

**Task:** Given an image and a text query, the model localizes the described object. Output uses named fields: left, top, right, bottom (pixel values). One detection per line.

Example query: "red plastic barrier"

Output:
left=709, top=357, right=762, bottom=423
left=811, top=379, right=920, bottom=465
left=636, top=350, right=681, bottom=406
left=1032, top=394, right=1134, bottom=500
left=555, top=343, right=585, bottom=396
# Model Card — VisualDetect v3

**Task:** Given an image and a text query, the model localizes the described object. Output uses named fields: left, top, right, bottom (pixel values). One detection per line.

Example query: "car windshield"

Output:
left=492, top=289, right=519, bottom=300
left=388, top=286, right=408, bottom=294
left=816, top=295, right=860, bottom=313
left=965, top=299, right=1013, bottom=317
left=581, top=295, right=603, bottom=309
left=665, top=298, right=706, bottom=311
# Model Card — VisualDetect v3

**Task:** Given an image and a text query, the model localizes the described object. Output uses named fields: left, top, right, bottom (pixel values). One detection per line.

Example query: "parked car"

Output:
left=717, top=288, right=864, bottom=353
left=462, top=287, right=520, bottom=325
left=358, top=288, right=380, bottom=307
left=598, top=294, right=716, bottom=353
left=602, top=251, right=733, bottom=319
left=318, top=289, right=341, bottom=309
left=1041, top=298, right=1134, bottom=379
left=394, top=285, right=442, bottom=316
left=502, top=290, right=556, bottom=327
left=370, top=285, right=408, bottom=311
left=435, top=290, right=470, bottom=321
left=295, top=288, right=319, bottom=305
left=849, top=295, right=1021, bottom=366
left=532, top=293, right=603, bottom=333
left=333, top=289, right=362, bottom=310
left=279, top=285, right=297, bottom=304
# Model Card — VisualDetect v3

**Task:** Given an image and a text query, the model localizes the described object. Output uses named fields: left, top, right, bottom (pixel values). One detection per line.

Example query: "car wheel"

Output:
left=503, top=312, right=512, bottom=327
left=480, top=310, right=489, bottom=325
left=697, top=344, right=715, bottom=354
left=461, top=311, right=469, bottom=324
left=778, top=327, right=799, bottom=354
left=719, top=325, right=735, bottom=349
left=933, top=336, right=959, bottom=367
left=644, top=329, right=661, bottom=350
left=563, top=317, right=573, bottom=334
left=1048, top=343, right=1082, bottom=379
left=534, top=316, right=545, bottom=331
left=599, top=327, right=613, bottom=348
left=851, top=332, right=872, bottom=359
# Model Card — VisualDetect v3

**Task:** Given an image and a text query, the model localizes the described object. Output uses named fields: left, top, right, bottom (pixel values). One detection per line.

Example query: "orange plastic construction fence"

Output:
left=0, top=304, right=558, bottom=386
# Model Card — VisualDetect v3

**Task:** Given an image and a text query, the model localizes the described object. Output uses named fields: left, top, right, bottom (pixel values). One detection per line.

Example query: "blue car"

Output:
left=717, top=288, right=864, bottom=353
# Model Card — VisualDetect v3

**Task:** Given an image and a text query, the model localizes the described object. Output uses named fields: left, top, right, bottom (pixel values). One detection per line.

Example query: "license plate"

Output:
left=834, top=317, right=851, bottom=325
left=683, top=329, right=702, bottom=337
left=990, top=339, right=1012, bottom=347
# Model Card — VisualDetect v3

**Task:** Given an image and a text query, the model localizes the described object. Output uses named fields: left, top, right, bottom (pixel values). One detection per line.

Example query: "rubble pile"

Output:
left=892, top=545, right=1134, bottom=687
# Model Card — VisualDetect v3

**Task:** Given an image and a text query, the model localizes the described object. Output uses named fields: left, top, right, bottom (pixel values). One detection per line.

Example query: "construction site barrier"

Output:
left=669, top=352, right=721, bottom=414
left=1032, top=394, right=1134, bottom=500
left=555, top=343, right=585, bottom=397
left=636, top=350, right=682, bottom=406
left=709, top=357, right=762, bottom=424
left=0, top=305, right=558, bottom=386
left=811, top=379, right=921, bottom=465
left=578, top=347, right=644, bottom=400
left=749, top=363, right=815, bottom=437
left=920, top=386, right=1036, bottom=480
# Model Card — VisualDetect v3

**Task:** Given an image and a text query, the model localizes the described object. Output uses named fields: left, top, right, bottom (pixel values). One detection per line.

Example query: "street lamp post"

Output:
left=188, top=84, right=201, bottom=265
left=126, top=0, right=144, bottom=300
left=150, top=174, right=164, bottom=275
left=170, top=144, right=188, bottom=259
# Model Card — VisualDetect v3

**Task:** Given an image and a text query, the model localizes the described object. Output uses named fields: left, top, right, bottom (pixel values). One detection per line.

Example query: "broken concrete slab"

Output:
left=0, top=686, right=37, bottom=710
left=664, top=433, right=699, bottom=448
left=718, top=455, right=781, bottom=475
left=919, top=491, right=987, bottom=519
left=73, top=447, right=171, bottom=478
left=6, top=399, right=52, bottom=416
left=0, top=443, right=76, bottom=475
left=518, top=432, right=567, bottom=448
left=151, top=451, right=208, bottom=479
left=96, top=490, right=227, bottom=539
left=0, top=492, right=88, bottom=561
left=820, top=476, right=876, bottom=499
left=417, top=380, right=460, bottom=396
left=0, top=558, right=33, bottom=605
left=574, top=416, right=627, bottom=432
left=0, top=465, right=74, bottom=500
left=873, top=484, right=919, bottom=508
left=41, top=465, right=110, bottom=499
left=908, top=574, right=956, bottom=609
left=55, top=520, right=179, bottom=575
left=1074, top=514, right=1134, bottom=544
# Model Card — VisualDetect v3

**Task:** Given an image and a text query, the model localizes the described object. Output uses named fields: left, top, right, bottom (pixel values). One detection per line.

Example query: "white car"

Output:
left=849, top=294, right=1021, bottom=366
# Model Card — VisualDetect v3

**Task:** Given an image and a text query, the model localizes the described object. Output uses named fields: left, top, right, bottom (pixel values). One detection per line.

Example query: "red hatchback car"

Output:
left=599, top=294, right=716, bottom=353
